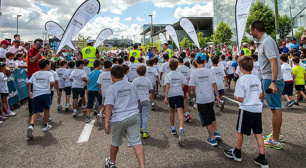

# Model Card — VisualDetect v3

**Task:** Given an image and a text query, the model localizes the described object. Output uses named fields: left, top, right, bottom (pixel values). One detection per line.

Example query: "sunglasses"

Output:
left=15, top=43, right=20, bottom=45
left=37, top=42, right=43, bottom=45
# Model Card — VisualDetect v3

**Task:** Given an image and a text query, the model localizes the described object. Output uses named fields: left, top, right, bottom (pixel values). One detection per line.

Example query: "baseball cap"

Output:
left=1, top=40, right=10, bottom=45
left=291, top=38, right=296, bottom=41
left=282, top=42, right=286, bottom=45
left=86, top=39, right=93, bottom=44
left=196, top=53, right=206, bottom=61
left=62, top=48, right=66, bottom=51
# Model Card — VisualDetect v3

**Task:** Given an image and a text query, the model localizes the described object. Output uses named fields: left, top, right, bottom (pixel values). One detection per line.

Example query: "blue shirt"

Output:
left=232, top=61, right=238, bottom=69
left=290, top=43, right=300, bottom=49
left=88, top=70, right=102, bottom=91
left=148, top=52, right=154, bottom=59
left=282, top=47, right=289, bottom=54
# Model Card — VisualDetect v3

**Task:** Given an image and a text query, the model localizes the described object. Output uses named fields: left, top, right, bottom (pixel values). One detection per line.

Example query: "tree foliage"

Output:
left=294, top=27, right=304, bottom=39
left=180, top=37, right=191, bottom=48
left=77, top=34, right=91, bottom=49
left=214, top=21, right=233, bottom=44
left=197, top=32, right=208, bottom=49
left=279, top=14, right=292, bottom=40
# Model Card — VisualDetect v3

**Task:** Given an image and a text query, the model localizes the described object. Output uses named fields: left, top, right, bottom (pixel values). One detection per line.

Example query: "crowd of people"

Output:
left=0, top=20, right=306, bottom=168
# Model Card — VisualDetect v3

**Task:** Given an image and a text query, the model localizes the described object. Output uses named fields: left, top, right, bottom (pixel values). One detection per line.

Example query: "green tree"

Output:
left=242, top=34, right=250, bottom=43
left=197, top=32, right=208, bottom=49
left=210, top=35, right=221, bottom=46
left=294, top=27, right=304, bottom=39
left=180, top=37, right=190, bottom=48
left=214, top=21, right=233, bottom=44
left=77, top=34, right=91, bottom=49
left=153, top=41, right=162, bottom=51
left=279, top=14, right=292, bottom=40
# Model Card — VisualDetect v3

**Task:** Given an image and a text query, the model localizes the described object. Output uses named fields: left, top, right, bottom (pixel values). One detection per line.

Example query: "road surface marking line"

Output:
left=222, top=96, right=240, bottom=104
left=77, top=120, right=95, bottom=143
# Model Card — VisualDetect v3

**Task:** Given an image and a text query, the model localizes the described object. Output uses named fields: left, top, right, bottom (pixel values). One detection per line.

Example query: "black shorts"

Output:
left=87, top=91, right=102, bottom=109
left=198, top=102, right=216, bottom=127
left=295, top=85, right=305, bottom=91
left=51, top=91, right=54, bottom=104
left=282, top=82, right=293, bottom=96
left=234, top=75, right=239, bottom=82
left=59, top=88, right=64, bottom=92
left=65, top=87, right=72, bottom=95
left=84, top=86, right=87, bottom=90
left=72, top=88, right=85, bottom=100
left=236, top=109, right=262, bottom=136
left=0, top=93, right=8, bottom=98
left=168, top=96, right=184, bottom=109
left=228, top=74, right=234, bottom=81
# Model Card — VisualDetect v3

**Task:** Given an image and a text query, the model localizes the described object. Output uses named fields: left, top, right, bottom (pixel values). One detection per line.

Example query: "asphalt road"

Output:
left=0, top=84, right=305, bottom=168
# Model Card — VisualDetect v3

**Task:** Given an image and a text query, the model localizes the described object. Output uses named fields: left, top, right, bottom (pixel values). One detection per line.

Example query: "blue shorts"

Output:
left=32, top=94, right=51, bottom=113
left=262, top=79, right=284, bottom=110
left=282, top=82, right=293, bottom=96
left=214, top=89, right=224, bottom=96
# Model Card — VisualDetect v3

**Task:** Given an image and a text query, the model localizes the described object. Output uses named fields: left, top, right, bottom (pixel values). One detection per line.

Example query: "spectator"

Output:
left=281, top=42, right=289, bottom=54
left=300, top=37, right=306, bottom=49
left=11, top=34, right=20, bottom=47
left=0, top=40, right=10, bottom=58
left=8, top=39, right=25, bottom=57
left=285, top=38, right=292, bottom=49
left=290, top=38, right=300, bottom=50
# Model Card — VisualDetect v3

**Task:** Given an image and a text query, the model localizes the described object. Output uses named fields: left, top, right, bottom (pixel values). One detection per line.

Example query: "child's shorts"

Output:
left=87, top=91, right=102, bottom=109
left=234, top=76, right=239, bottom=82
left=0, top=93, right=8, bottom=98
left=295, top=85, right=305, bottom=91
left=111, top=114, right=142, bottom=147
left=282, top=82, right=293, bottom=96
left=168, top=96, right=184, bottom=109
left=198, top=102, right=216, bottom=127
left=214, top=89, right=224, bottom=96
left=65, top=87, right=72, bottom=95
left=59, top=88, right=64, bottom=92
left=236, top=109, right=262, bottom=136
left=228, top=74, right=234, bottom=81
left=32, top=94, right=51, bottom=113
left=72, top=88, right=85, bottom=99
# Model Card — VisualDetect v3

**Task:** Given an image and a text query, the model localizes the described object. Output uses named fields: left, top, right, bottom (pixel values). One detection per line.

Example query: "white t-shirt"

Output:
left=29, top=71, right=54, bottom=98
left=56, top=68, right=66, bottom=89
left=177, top=65, right=190, bottom=85
left=189, top=68, right=216, bottom=104
left=211, top=66, right=226, bottom=90
left=234, top=74, right=263, bottom=113
left=70, top=69, right=87, bottom=88
left=127, top=63, right=139, bottom=82
left=217, top=62, right=225, bottom=70
left=153, top=64, right=160, bottom=73
left=235, top=66, right=243, bottom=77
left=281, top=63, right=293, bottom=82
left=123, top=75, right=128, bottom=82
left=146, top=67, right=158, bottom=86
left=104, top=80, right=140, bottom=122
left=227, top=61, right=234, bottom=75
left=14, top=60, right=27, bottom=66
left=123, top=61, right=130, bottom=66
left=0, top=72, right=8, bottom=93
left=164, top=70, right=186, bottom=97
left=6, top=59, right=17, bottom=69
left=221, top=61, right=228, bottom=70
left=0, top=47, right=7, bottom=58
left=97, top=71, right=113, bottom=97
left=83, top=66, right=91, bottom=78
left=63, top=69, right=74, bottom=87
left=50, top=70, right=59, bottom=91
left=161, top=62, right=170, bottom=86
left=132, top=76, right=153, bottom=102
left=252, top=62, right=260, bottom=78
left=205, top=63, right=212, bottom=69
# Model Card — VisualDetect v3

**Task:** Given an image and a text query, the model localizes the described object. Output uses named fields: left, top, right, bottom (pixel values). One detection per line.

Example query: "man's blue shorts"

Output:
left=262, top=79, right=284, bottom=110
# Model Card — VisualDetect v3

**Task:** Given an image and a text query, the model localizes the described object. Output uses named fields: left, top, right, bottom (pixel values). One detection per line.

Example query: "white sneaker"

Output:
left=7, top=111, right=16, bottom=117
left=57, top=105, right=62, bottom=110
left=220, top=100, right=225, bottom=111
left=193, top=103, right=198, bottom=109
left=27, top=125, right=34, bottom=139
left=73, top=111, right=78, bottom=117
left=48, top=117, right=52, bottom=122
left=65, top=103, right=70, bottom=112
left=41, top=124, right=52, bottom=132
left=0, top=121, right=3, bottom=125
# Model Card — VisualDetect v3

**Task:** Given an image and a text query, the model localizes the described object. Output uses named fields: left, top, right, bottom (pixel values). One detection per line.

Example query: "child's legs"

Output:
left=86, top=91, right=95, bottom=116
left=30, top=112, right=40, bottom=125
left=283, top=94, right=290, bottom=102
left=296, top=92, right=300, bottom=102
left=132, top=145, right=145, bottom=168
left=57, top=90, right=62, bottom=104
left=177, top=108, right=184, bottom=128
left=141, top=102, right=150, bottom=132
left=212, top=121, right=218, bottom=132
left=255, top=134, right=265, bottom=155
left=170, top=108, right=175, bottom=126
left=72, top=88, right=80, bottom=109
left=299, top=90, right=306, bottom=99
left=206, top=125, right=215, bottom=139
left=43, top=109, right=49, bottom=125
left=1, top=98, right=8, bottom=113
left=198, top=103, right=216, bottom=138
left=183, top=100, right=188, bottom=113
left=236, top=132, right=243, bottom=149
left=110, top=145, right=119, bottom=163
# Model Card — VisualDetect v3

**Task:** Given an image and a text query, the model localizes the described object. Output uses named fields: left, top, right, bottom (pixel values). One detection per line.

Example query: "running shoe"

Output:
left=140, top=127, right=143, bottom=133
left=86, top=117, right=91, bottom=123
left=254, top=155, right=269, bottom=168
left=6, top=111, right=16, bottom=117
left=143, top=132, right=150, bottom=139
left=0, top=115, right=7, bottom=121
left=293, top=101, right=299, bottom=105
left=193, top=103, right=198, bottom=109
left=223, top=149, right=242, bottom=161
left=0, top=121, right=3, bottom=125
left=220, top=100, right=225, bottom=111
left=151, top=104, right=155, bottom=110
left=27, top=125, right=34, bottom=139
left=72, top=111, right=78, bottom=117
left=264, top=138, right=282, bottom=149
left=170, top=126, right=177, bottom=135
left=65, top=103, right=70, bottom=112
left=213, top=130, right=222, bottom=139
left=57, top=105, right=62, bottom=110
left=93, top=110, right=99, bottom=115
left=96, top=113, right=104, bottom=124
left=287, top=101, right=294, bottom=108
left=41, top=124, right=52, bottom=132
left=206, top=137, right=217, bottom=147
left=105, top=158, right=116, bottom=168
left=263, top=132, right=284, bottom=142
left=185, top=115, right=191, bottom=123
left=178, top=129, right=185, bottom=146
left=48, top=117, right=52, bottom=122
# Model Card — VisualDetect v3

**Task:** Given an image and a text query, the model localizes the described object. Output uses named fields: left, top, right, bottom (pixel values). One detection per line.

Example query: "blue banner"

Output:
left=12, top=69, right=28, bottom=100
left=7, top=76, right=19, bottom=106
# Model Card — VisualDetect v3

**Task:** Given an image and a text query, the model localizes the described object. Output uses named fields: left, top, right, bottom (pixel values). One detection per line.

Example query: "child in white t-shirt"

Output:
left=70, top=60, right=87, bottom=117
left=27, top=59, right=55, bottom=139
left=121, top=64, right=129, bottom=82
left=251, top=54, right=260, bottom=79
left=137, top=57, right=147, bottom=67
left=226, top=56, right=234, bottom=89
left=123, top=56, right=130, bottom=66
left=56, top=60, right=67, bottom=110
left=160, top=54, right=170, bottom=91
left=15, top=53, right=27, bottom=69
left=280, top=54, right=294, bottom=108
left=189, top=53, right=221, bottom=147
left=62, top=61, right=75, bottom=112
left=6, top=52, right=18, bottom=71
left=127, top=56, right=139, bottom=82
left=104, top=65, right=144, bottom=168
left=164, top=58, right=187, bottom=146
left=146, top=59, right=160, bottom=109
left=211, top=56, right=227, bottom=111
left=97, top=60, right=113, bottom=118
left=153, top=57, right=160, bottom=94
left=177, top=56, right=191, bottom=122
left=132, top=65, right=154, bottom=139
left=224, top=56, right=268, bottom=168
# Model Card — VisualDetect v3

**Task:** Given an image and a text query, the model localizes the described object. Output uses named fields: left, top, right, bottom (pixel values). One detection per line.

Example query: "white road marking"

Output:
left=77, top=120, right=95, bottom=143
left=222, top=96, right=240, bottom=104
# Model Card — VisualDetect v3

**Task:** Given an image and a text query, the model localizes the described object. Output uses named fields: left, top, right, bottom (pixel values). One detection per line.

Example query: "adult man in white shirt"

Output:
left=8, top=39, right=25, bottom=57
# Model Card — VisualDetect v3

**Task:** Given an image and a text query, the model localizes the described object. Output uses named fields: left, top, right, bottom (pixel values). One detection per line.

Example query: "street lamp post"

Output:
left=17, top=15, right=22, bottom=34
left=149, top=15, right=153, bottom=47
left=133, top=35, right=135, bottom=45
left=290, top=5, right=294, bottom=39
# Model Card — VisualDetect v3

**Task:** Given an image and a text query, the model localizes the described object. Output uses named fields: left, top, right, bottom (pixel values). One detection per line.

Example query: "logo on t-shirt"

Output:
left=250, top=84, right=259, bottom=92
left=85, top=49, right=92, bottom=54
left=117, top=89, right=132, bottom=97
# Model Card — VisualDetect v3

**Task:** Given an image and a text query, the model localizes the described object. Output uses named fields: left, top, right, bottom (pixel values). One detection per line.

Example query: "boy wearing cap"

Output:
left=281, top=42, right=289, bottom=54
left=290, top=38, right=300, bottom=50
left=190, top=52, right=221, bottom=146
left=0, top=40, right=10, bottom=58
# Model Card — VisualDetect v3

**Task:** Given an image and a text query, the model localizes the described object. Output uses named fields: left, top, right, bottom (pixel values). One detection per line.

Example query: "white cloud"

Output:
left=136, top=17, right=145, bottom=22
left=123, top=17, right=132, bottom=22
left=153, top=11, right=157, bottom=18
left=173, top=3, right=214, bottom=19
